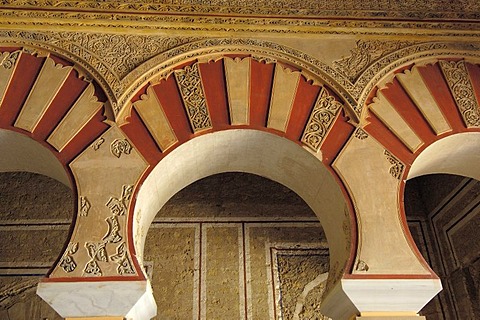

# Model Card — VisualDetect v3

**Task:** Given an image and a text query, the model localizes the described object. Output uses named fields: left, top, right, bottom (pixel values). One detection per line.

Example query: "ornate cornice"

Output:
left=0, top=5, right=479, bottom=39
left=1, top=0, right=479, bottom=20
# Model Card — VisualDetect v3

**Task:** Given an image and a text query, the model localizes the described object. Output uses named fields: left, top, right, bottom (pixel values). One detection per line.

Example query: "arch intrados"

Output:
left=407, top=132, right=480, bottom=181
left=134, top=129, right=352, bottom=286
left=0, top=129, right=71, bottom=187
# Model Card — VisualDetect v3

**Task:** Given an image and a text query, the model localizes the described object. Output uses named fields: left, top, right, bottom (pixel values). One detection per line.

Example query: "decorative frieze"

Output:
left=301, top=87, right=343, bottom=151
left=174, top=63, right=212, bottom=133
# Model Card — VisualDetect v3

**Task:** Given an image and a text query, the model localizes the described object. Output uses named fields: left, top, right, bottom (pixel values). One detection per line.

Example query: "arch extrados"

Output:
left=0, top=39, right=116, bottom=116
left=356, top=42, right=480, bottom=121
left=117, top=38, right=358, bottom=122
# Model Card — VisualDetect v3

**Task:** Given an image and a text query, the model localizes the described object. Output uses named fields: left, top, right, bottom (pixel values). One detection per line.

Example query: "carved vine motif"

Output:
left=91, top=137, right=105, bottom=150
left=333, top=40, right=414, bottom=82
left=59, top=242, right=79, bottom=273
left=384, top=150, right=405, bottom=180
left=174, top=63, right=212, bottom=132
left=79, top=196, right=91, bottom=217
left=439, top=60, right=480, bottom=127
left=0, top=51, right=19, bottom=69
left=105, top=185, right=133, bottom=216
left=110, top=242, right=136, bottom=275
left=110, top=139, right=132, bottom=158
left=301, top=87, right=343, bottom=151
left=83, top=241, right=108, bottom=276
left=354, top=128, right=368, bottom=140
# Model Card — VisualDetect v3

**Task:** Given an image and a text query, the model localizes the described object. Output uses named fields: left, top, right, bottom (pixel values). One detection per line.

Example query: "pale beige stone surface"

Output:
left=1, top=171, right=479, bottom=320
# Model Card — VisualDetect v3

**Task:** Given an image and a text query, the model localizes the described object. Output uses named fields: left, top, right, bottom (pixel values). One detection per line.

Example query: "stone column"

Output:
left=323, top=130, right=443, bottom=319
left=37, top=126, right=156, bottom=319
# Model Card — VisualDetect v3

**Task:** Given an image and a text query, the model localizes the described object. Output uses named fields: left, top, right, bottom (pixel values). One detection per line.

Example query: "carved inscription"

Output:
left=439, top=60, right=480, bottom=127
left=0, top=51, right=19, bottom=69
left=59, top=242, right=79, bottom=273
left=384, top=150, right=405, bottom=180
left=301, top=87, right=343, bottom=151
left=110, top=139, right=132, bottom=158
left=174, top=63, right=212, bottom=132
left=79, top=196, right=91, bottom=217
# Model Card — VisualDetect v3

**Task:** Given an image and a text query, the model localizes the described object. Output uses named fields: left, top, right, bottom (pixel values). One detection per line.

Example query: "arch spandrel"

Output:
left=120, top=53, right=358, bottom=278
left=119, top=54, right=359, bottom=319
left=119, top=54, right=355, bottom=166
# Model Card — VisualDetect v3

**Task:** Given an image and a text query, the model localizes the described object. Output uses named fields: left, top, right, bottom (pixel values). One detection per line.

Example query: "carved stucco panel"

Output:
left=333, top=133, right=429, bottom=275
left=50, top=126, right=148, bottom=278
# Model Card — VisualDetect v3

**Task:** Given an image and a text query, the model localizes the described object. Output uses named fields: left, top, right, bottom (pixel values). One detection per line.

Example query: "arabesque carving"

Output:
left=103, top=215, right=122, bottom=244
left=83, top=241, right=108, bottom=276
left=301, top=87, right=343, bottom=151
left=354, top=128, right=368, bottom=140
left=110, top=242, right=135, bottom=275
left=79, top=196, right=91, bottom=217
left=174, top=63, right=212, bottom=132
left=91, top=137, right=105, bottom=151
left=59, top=242, right=79, bottom=273
left=105, top=185, right=133, bottom=216
left=355, top=260, right=369, bottom=272
left=439, top=60, right=480, bottom=127
left=333, top=40, right=414, bottom=82
left=384, top=150, right=405, bottom=180
left=110, top=139, right=132, bottom=158
left=0, top=51, right=19, bottom=69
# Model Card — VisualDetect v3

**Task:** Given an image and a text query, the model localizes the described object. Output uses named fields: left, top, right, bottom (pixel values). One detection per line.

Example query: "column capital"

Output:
left=37, top=280, right=156, bottom=320
left=321, top=278, right=442, bottom=320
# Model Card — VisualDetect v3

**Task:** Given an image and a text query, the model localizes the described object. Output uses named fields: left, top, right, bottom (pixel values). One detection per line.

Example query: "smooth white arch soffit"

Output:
left=134, top=129, right=350, bottom=279
left=408, top=132, right=480, bottom=181
left=0, top=129, right=70, bottom=187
